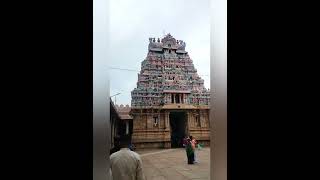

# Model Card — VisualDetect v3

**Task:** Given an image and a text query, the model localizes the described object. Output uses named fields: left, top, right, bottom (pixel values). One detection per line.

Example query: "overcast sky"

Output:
left=109, top=0, right=210, bottom=106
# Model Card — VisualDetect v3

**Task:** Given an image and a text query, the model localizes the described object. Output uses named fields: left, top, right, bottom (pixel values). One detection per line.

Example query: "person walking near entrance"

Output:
left=191, top=136, right=198, bottom=163
left=182, top=136, right=188, bottom=148
left=185, top=137, right=194, bottom=164
left=110, top=135, right=146, bottom=180
left=183, top=136, right=189, bottom=163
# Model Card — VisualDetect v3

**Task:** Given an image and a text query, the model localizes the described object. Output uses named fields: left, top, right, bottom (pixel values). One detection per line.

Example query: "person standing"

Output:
left=183, top=136, right=189, bottom=163
left=182, top=136, right=188, bottom=148
left=110, top=135, right=145, bottom=180
left=186, top=137, right=194, bottom=164
left=191, top=136, right=198, bottom=163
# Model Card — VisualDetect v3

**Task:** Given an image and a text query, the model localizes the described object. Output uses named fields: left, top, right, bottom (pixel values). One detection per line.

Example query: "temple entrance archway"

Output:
left=169, top=111, right=187, bottom=148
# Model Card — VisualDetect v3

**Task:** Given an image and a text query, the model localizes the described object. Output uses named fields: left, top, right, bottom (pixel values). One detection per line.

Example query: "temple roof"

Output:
left=148, top=33, right=186, bottom=52
left=116, top=104, right=133, bottom=120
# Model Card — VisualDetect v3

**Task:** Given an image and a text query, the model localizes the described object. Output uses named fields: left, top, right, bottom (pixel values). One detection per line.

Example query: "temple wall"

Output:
left=131, top=109, right=210, bottom=149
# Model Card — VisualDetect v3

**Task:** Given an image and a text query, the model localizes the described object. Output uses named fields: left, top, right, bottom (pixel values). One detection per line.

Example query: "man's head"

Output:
left=119, top=134, right=131, bottom=148
left=189, top=136, right=193, bottom=140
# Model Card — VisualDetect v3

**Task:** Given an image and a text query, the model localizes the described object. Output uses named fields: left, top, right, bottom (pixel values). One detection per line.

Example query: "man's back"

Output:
left=110, top=148, right=145, bottom=180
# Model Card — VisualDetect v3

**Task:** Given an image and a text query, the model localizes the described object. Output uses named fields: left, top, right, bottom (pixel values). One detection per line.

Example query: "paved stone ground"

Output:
left=136, top=147, right=210, bottom=180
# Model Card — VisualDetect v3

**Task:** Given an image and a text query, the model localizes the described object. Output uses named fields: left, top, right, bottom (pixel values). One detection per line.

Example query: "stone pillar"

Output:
left=158, top=112, right=160, bottom=130
left=164, top=111, right=167, bottom=129
left=187, top=112, right=190, bottom=135
left=179, top=94, right=182, bottom=104
left=164, top=111, right=170, bottom=148
left=126, top=121, right=129, bottom=134
left=166, top=94, right=168, bottom=104
left=182, top=94, right=184, bottom=104
left=145, top=110, right=148, bottom=129
left=173, top=94, right=176, bottom=104
left=199, top=110, right=201, bottom=126
left=165, top=112, right=170, bottom=130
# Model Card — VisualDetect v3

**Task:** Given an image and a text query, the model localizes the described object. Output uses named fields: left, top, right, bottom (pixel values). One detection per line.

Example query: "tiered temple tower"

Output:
left=130, top=34, right=210, bottom=149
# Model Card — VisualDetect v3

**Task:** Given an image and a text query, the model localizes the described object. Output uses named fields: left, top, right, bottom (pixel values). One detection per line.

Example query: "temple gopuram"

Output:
left=130, top=34, right=210, bottom=149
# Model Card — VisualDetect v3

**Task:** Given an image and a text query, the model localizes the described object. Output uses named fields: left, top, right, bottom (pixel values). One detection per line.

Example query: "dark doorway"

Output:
left=169, top=111, right=187, bottom=148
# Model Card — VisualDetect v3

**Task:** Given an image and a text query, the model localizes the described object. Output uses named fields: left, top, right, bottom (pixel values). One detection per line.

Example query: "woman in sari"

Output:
left=186, top=137, right=194, bottom=164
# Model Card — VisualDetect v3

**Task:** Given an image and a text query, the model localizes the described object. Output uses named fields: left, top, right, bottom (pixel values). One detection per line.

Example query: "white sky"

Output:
left=109, top=0, right=210, bottom=106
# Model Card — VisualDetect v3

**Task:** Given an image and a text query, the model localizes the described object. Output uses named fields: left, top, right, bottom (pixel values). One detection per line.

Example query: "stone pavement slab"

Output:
left=136, top=148, right=210, bottom=180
